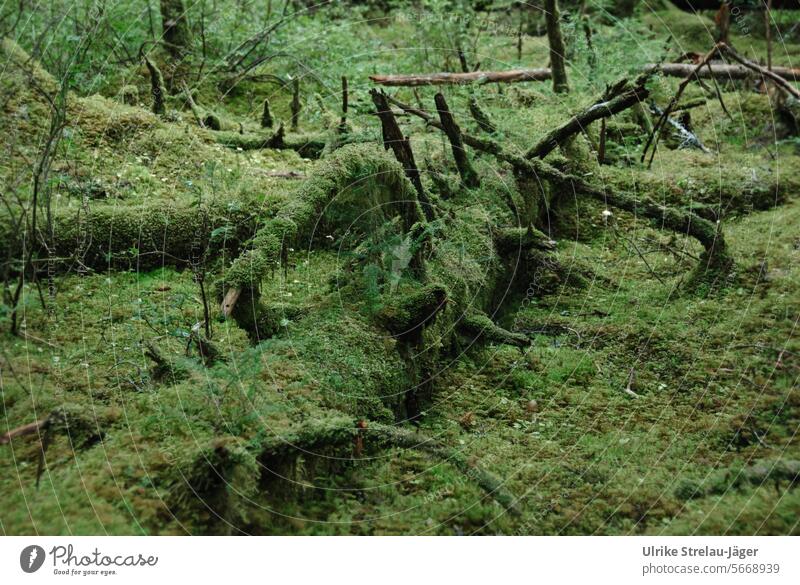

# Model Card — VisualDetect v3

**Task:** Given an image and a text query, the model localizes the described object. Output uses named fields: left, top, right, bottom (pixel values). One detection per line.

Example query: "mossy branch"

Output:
left=255, top=415, right=521, bottom=515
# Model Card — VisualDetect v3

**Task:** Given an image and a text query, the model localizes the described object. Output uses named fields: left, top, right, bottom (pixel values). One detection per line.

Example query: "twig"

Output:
left=642, top=44, right=720, bottom=168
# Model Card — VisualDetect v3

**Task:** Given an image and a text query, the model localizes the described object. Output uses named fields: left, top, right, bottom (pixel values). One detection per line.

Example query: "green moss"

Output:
left=223, top=143, right=420, bottom=291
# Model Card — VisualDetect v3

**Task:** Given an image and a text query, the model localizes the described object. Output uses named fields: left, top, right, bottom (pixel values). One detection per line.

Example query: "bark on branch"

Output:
left=369, top=64, right=800, bottom=87
left=370, top=89, right=435, bottom=223
left=526, top=75, right=651, bottom=159
left=434, top=92, right=479, bottom=187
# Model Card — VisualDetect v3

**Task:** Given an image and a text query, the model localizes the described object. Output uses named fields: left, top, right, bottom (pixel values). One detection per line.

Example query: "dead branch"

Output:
left=370, top=68, right=552, bottom=87
left=142, top=53, right=167, bottom=116
left=718, top=43, right=800, bottom=100
left=384, top=94, right=730, bottom=273
left=526, top=74, right=651, bottom=159
left=649, top=103, right=710, bottom=153
left=468, top=97, right=497, bottom=134
left=434, top=92, right=479, bottom=188
left=370, top=89, right=435, bottom=224
left=0, top=418, right=49, bottom=445
left=370, top=64, right=800, bottom=87
left=642, top=44, right=721, bottom=168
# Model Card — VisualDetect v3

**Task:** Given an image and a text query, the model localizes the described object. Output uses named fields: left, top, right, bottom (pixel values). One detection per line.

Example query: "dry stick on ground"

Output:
left=526, top=75, right=651, bottom=159
left=544, top=0, right=569, bottom=93
left=0, top=418, right=49, bottom=445
left=385, top=94, right=730, bottom=272
left=719, top=42, right=800, bottom=99
left=434, top=92, right=479, bottom=188
left=641, top=44, right=721, bottom=168
left=650, top=62, right=800, bottom=80
left=370, top=68, right=552, bottom=86
left=371, top=64, right=800, bottom=87
left=370, top=89, right=435, bottom=223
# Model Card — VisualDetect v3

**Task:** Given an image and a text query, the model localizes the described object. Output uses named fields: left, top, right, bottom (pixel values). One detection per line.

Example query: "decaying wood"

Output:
left=221, top=287, right=242, bottom=318
left=469, top=96, right=497, bottom=134
left=291, top=77, right=300, bottom=131
left=370, top=64, right=800, bottom=87
left=369, top=68, right=552, bottom=87
left=650, top=104, right=710, bottom=153
left=718, top=43, right=800, bottom=99
left=650, top=62, right=800, bottom=81
left=142, top=54, right=167, bottom=115
left=598, top=118, right=606, bottom=164
left=369, top=89, right=435, bottom=223
left=766, top=0, right=774, bottom=72
left=0, top=418, right=49, bottom=445
left=525, top=75, right=651, bottom=159
left=339, top=75, right=348, bottom=133
left=434, top=92, right=479, bottom=188
left=256, top=416, right=521, bottom=514
left=384, top=94, right=730, bottom=274
left=261, top=97, right=273, bottom=128
left=458, top=312, right=530, bottom=348
left=181, top=83, right=205, bottom=128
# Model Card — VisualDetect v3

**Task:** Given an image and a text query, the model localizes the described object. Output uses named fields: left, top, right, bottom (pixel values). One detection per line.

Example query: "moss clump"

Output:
left=377, top=284, right=448, bottom=340
left=73, top=94, right=159, bottom=144
left=118, top=85, right=139, bottom=106
left=223, top=143, right=420, bottom=292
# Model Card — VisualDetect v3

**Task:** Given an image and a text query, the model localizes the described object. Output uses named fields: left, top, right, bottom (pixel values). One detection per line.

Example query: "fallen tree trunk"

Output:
left=0, top=418, right=49, bottom=445
left=0, top=197, right=263, bottom=274
left=369, top=63, right=800, bottom=87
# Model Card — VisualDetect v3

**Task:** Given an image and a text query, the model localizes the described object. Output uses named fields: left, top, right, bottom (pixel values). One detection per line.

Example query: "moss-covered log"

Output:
left=458, top=312, right=530, bottom=348
left=0, top=198, right=263, bottom=274
left=257, top=416, right=521, bottom=514
left=171, top=413, right=519, bottom=533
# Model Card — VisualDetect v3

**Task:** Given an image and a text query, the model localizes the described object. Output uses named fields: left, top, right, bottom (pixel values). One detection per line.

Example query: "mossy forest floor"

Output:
left=1, top=3, right=799, bottom=534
